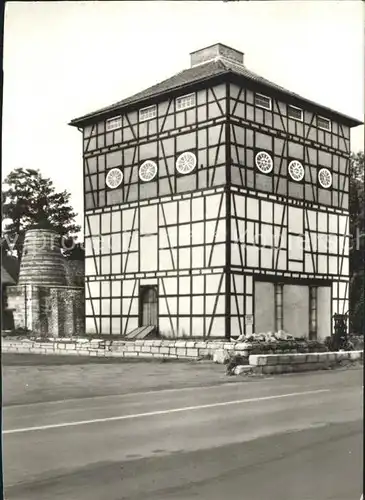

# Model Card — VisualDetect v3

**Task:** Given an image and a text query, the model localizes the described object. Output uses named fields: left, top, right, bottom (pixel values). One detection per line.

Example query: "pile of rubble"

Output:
left=235, top=330, right=295, bottom=343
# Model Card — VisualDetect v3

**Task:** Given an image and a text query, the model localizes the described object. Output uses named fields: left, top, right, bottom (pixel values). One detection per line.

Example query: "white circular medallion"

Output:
left=288, top=160, right=305, bottom=182
left=139, top=160, right=158, bottom=182
left=255, top=151, right=273, bottom=174
left=318, top=168, right=332, bottom=189
left=176, top=152, right=197, bottom=175
left=106, top=168, right=123, bottom=189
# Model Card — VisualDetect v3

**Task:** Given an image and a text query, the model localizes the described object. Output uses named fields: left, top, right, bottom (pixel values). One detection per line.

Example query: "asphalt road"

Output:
left=3, top=368, right=363, bottom=500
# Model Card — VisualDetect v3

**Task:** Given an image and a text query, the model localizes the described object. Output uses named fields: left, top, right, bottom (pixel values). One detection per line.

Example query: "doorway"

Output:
left=139, top=286, right=158, bottom=327
left=254, top=279, right=331, bottom=339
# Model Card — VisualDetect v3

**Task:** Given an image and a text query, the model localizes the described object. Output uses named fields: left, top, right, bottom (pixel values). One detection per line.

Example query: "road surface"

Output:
left=3, top=368, right=363, bottom=500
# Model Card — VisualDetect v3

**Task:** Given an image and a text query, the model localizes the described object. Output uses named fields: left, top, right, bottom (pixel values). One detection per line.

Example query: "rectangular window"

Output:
left=275, top=283, right=284, bottom=331
left=176, top=93, right=196, bottom=111
left=254, top=93, right=272, bottom=110
left=106, top=116, right=122, bottom=131
left=139, top=105, right=157, bottom=122
left=288, top=105, right=303, bottom=121
left=317, top=115, right=331, bottom=131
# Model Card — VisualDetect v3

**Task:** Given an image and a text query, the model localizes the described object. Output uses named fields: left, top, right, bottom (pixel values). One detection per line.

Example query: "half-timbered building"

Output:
left=70, top=43, right=361, bottom=340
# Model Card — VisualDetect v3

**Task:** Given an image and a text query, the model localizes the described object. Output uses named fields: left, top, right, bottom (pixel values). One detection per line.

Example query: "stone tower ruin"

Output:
left=7, top=229, right=84, bottom=337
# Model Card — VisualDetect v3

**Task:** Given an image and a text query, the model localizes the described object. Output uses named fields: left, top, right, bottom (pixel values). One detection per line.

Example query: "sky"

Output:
left=2, top=1, right=364, bottom=236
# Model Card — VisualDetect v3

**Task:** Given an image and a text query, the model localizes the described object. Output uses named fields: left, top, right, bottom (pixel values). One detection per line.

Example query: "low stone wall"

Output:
left=249, top=351, right=363, bottom=374
left=1, top=338, right=239, bottom=360
left=1, top=337, right=329, bottom=360
left=2, top=338, right=361, bottom=371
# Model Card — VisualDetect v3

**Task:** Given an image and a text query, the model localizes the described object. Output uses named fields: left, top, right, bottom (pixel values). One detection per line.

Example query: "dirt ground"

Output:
left=2, top=353, right=240, bottom=406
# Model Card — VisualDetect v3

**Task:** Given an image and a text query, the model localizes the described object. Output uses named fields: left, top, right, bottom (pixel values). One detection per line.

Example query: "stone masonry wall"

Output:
left=2, top=338, right=362, bottom=372
left=249, top=352, right=363, bottom=374
left=7, top=285, right=84, bottom=337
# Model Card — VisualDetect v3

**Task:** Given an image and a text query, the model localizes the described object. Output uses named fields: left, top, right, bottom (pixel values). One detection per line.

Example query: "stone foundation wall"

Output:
left=7, top=285, right=84, bottom=337
left=249, top=351, right=363, bottom=374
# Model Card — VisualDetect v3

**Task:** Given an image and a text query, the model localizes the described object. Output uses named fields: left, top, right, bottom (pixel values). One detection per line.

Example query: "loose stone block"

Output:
left=233, top=365, right=252, bottom=375
left=213, top=349, right=230, bottom=364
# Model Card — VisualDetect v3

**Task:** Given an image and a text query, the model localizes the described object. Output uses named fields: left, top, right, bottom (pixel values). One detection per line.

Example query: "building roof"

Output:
left=2, top=265, right=16, bottom=285
left=1, top=254, right=19, bottom=285
left=70, top=53, right=362, bottom=128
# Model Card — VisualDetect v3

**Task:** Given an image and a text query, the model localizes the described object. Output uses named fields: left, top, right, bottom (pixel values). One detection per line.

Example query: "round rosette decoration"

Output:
left=139, top=160, right=158, bottom=182
left=176, top=151, right=197, bottom=175
left=255, top=151, right=273, bottom=174
left=106, top=168, right=123, bottom=189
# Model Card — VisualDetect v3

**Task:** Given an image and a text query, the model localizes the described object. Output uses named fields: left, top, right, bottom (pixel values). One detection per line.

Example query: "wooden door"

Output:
left=140, top=286, right=158, bottom=326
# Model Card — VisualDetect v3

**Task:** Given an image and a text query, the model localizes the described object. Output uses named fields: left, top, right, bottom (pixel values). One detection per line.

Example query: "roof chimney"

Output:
left=190, top=43, right=244, bottom=68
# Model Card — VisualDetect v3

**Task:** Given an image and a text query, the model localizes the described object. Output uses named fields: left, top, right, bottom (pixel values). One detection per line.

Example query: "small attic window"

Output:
left=317, top=116, right=331, bottom=131
left=139, top=105, right=157, bottom=122
left=106, top=116, right=122, bottom=131
left=254, top=93, right=272, bottom=110
left=288, top=105, right=303, bottom=121
left=176, top=93, right=196, bottom=111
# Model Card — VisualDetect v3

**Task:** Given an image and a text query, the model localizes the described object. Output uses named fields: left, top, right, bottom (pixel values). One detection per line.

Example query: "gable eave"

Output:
left=69, top=62, right=362, bottom=129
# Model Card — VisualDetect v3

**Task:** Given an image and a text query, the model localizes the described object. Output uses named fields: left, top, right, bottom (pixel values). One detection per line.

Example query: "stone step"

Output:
left=124, top=326, right=156, bottom=340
